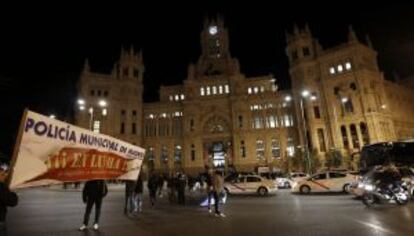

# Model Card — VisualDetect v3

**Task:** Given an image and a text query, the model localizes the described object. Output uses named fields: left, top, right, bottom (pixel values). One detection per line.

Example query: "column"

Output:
left=346, top=125, right=353, bottom=150
left=355, top=123, right=364, bottom=148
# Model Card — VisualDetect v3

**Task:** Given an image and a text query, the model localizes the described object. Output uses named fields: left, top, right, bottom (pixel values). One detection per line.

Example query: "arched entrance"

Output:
left=202, top=115, right=233, bottom=172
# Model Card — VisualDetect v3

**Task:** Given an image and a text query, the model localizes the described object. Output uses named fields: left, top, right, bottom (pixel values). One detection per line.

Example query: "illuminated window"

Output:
left=337, top=65, right=343, bottom=72
left=175, top=95, right=179, bottom=101
left=225, top=85, right=230, bottom=94
left=212, top=86, right=217, bottom=94
left=271, top=138, right=281, bottom=158
left=345, top=62, right=352, bottom=70
left=200, top=87, right=205, bottom=96
left=256, top=139, right=265, bottom=159
left=287, top=137, right=295, bottom=157
left=93, top=120, right=101, bottom=133
left=268, top=115, right=276, bottom=128
left=284, top=115, right=291, bottom=127
left=329, top=67, right=336, bottom=74
left=219, top=85, right=223, bottom=94
left=206, top=86, right=211, bottom=95
left=260, top=86, right=265, bottom=93
left=254, top=87, right=259, bottom=94
left=169, top=95, right=173, bottom=101
left=174, top=145, right=182, bottom=163
left=181, top=94, right=185, bottom=100
left=248, top=87, right=252, bottom=94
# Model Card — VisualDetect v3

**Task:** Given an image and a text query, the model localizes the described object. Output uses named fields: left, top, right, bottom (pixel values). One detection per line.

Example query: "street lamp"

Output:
left=77, top=98, right=108, bottom=132
left=299, top=90, right=312, bottom=173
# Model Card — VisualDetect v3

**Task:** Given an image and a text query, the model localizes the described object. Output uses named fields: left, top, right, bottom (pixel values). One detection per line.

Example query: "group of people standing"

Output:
left=1, top=167, right=227, bottom=233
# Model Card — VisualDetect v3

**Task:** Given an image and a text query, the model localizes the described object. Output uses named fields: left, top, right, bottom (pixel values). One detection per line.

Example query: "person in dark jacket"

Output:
left=79, top=180, right=108, bottom=231
left=133, top=175, right=143, bottom=213
left=177, top=172, right=187, bottom=205
left=167, top=174, right=176, bottom=204
left=205, top=169, right=214, bottom=213
left=124, top=180, right=136, bottom=215
left=0, top=169, right=10, bottom=231
left=147, top=174, right=158, bottom=206
left=157, top=174, right=165, bottom=198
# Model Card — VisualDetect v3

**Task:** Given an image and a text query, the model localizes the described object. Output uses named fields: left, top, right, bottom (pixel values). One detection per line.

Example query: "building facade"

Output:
left=75, top=18, right=414, bottom=176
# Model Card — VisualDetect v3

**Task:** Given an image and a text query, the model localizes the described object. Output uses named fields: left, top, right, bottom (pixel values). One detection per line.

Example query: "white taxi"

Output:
left=224, top=174, right=278, bottom=196
left=292, top=171, right=357, bottom=194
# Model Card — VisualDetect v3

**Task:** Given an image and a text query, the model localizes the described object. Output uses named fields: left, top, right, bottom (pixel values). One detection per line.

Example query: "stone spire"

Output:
left=365, top=34, right=373, bottom=49
left=348, top=25, right=358, bottom=43
left=83, top=58, right=90, bottom=73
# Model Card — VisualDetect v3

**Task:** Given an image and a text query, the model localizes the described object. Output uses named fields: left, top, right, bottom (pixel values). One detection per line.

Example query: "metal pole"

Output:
left=300, top=98, right=311, bottom=173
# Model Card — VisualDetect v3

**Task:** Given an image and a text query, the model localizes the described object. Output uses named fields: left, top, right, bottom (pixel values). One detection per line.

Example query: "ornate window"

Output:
left=256, top=139, right=265, bottom=159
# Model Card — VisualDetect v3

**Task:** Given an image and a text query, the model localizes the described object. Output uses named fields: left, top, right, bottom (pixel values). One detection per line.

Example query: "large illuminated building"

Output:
left=75, top=17, right=414, bottom=175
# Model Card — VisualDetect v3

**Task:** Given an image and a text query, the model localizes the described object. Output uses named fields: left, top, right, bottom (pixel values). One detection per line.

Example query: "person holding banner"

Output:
left=0, top=168, right=18, bottom=232
left=79, top=180, right=108, bottom=231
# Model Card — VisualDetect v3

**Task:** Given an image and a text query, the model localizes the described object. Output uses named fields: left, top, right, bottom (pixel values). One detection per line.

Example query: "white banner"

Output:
left=8, top=110, right=145, bottom=189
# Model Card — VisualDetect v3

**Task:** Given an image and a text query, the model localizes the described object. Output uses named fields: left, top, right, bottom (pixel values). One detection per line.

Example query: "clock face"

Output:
left=209, top=26, right=218, bottom=35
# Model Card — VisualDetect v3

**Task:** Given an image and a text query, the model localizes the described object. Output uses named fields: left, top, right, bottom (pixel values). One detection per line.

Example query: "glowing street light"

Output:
left=98, top=100, right=107, bottom=107
left=301, top=90, right=310, bottom=98
left=284, top=95, right=292, bottom=102
left=77, top=99, right=85, bottom=105
left=49, top=114, right=56, bottom=119
left=341, top=97, right=348, bottom=103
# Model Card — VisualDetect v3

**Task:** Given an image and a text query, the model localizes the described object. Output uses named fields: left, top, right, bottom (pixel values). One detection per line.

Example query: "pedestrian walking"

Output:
left=133, top=175, right=143, bottom=214
left=79, top=180, right=108, bottom=231
left=177, top=172, right=187, bottom=205
left=124, top=180, right=136, bottom=215
left=147, top=173, right=158, bottom=206
left=212, top=170, right=225, bottom=217
left=157, top=174, right=165, bottom=198
left=167, top=174, right=176, bottom=204
left=205, top=169, right=214, bottom=213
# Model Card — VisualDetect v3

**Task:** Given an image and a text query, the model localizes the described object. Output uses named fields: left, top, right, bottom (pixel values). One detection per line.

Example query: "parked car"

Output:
left=224, top=174, right=277, bottom=196
left=274, top=172, right=310, bottom=189
left=292, top=171, right=357, bottom=194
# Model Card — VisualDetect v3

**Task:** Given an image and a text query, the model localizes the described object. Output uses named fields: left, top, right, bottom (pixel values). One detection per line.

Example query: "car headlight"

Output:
left=357, top=183, right=364, bottom=188
left=364, top=184, right=375, bottom=191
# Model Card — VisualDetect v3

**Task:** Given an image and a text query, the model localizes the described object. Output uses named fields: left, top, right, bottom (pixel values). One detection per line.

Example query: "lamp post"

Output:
left=298, top=90, right=313, bottom=173
left=77, top=98, right=107, bottom=132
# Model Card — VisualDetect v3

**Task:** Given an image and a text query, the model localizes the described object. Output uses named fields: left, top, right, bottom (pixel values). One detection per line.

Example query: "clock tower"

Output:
left=194, top=16, right=240, bottom=77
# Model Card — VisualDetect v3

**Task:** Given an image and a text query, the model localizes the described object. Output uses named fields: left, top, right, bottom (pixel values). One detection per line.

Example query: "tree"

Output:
left=326, top=149, right=343, bottom=169
left=309, top=149, right=322, bottom=174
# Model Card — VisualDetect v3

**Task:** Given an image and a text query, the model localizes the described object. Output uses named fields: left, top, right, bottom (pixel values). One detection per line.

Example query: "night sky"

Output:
left=1, top=3, right=413, bottom=157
